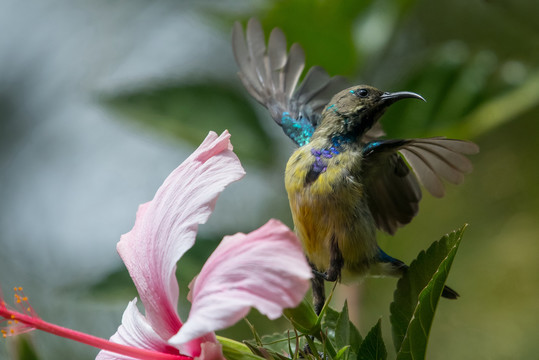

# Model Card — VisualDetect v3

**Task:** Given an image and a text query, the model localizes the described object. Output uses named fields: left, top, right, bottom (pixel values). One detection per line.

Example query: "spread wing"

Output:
left=362, top=138, right=479, bottom=234
left=232, top=18, right=348, bottom=146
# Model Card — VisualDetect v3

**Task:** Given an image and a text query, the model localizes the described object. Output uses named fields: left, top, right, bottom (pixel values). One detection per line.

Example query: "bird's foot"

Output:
left=312, top=269, right=327, bottom=279
left=311, top=269, right=339, bottom=282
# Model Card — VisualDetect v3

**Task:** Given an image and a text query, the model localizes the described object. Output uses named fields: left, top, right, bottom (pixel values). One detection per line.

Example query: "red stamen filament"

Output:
left=0, top=299, right=191, bottom=360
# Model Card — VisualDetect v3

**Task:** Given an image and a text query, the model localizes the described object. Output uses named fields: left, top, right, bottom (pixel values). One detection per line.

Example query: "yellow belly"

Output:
left=284, top=145, right=378, bottom=280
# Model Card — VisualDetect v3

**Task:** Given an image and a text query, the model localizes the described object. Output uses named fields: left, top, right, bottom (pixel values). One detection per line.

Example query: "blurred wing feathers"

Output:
left=399, top=138, right=479, bottom=198
left=232, top=18, right=347, bottom=146
left=363, top=138, right=478, bottom=233
left=365, top=154, right=422, bottom=234
left=294, top=66, right=348, bottom=127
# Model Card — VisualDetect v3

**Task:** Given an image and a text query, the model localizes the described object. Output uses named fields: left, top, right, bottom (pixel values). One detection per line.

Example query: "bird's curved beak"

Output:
left=379, top=91, right=426, bottom=105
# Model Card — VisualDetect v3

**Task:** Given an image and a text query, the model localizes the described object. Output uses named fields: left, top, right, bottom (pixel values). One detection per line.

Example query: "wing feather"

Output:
left=399, top=138, right=479, bottom=198
left=400, top=147, right=446, bottom=198
left=282, top=43, right=305, bottom=103
left=363, top=137, right=478, bottom=233
left=232, top=18, right=347, bottom=146
left=364, top=153, right=421, bottom=234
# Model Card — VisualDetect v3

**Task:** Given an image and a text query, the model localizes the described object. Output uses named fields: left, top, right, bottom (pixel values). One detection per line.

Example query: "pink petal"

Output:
left=169, top=219, right=312, bottom=345
left=117, top=131, right=245, bottom=340
left=195, top=342, right=226, bottom=360
left=96, top=299, right=179, bottom=360
left=178, top=333, right=224, bottom=360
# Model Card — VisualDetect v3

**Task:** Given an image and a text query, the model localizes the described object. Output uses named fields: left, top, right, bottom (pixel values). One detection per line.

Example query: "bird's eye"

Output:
left=357, top=88, right=369, bottom=97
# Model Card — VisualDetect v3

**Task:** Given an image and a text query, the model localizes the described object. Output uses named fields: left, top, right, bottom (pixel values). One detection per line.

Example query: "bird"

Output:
left=232, top=18, right=479, bottom=314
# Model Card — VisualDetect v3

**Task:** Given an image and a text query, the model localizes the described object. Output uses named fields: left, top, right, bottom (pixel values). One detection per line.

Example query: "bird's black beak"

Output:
left=379, top=91, right=426, bottom=106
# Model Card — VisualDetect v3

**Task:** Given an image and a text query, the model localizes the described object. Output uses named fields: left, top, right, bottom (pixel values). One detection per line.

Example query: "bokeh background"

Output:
left=1, top=0, right=538, bottom=359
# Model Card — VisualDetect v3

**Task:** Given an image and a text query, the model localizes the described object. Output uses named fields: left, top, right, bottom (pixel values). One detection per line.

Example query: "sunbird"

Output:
left=232, top=19, right=479, bottom=313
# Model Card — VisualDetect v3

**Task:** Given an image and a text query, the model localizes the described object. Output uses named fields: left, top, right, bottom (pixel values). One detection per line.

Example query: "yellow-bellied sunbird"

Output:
left=232, top=19, right=479, bottom=313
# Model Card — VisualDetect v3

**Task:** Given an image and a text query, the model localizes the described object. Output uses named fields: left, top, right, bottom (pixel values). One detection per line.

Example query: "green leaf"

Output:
left=102, top=83, right=274, bottom=166
left=334, top=345, right=351, bottom=360
left=262, top=0, right=374, bottom=76
left=261, top=0, right=425, bottom=77
left=357, top=319, right=387, bottom=360
left=321, top=306, right=340, bottom=339
left=283, top=297, right=320, bottom=335
left=244, top=331, right=298, bottom=360
left=334, top=301, right=362, bottom=358
left=390, top=226, right=467, bottom=360
left=217, top=336, right=267, bottom=360
left=379, top=43, right=538, bottom=141
left=460, top=70, right=539, bottom=137
left=380, top=45, right=493, bottom=138
left=7, top=334, right=40, bottom=360
left=87, top=236, right=221, bottom=303
left=85, top=266, right=137, bottom=301
left=334, top=301, right=351, bottom=349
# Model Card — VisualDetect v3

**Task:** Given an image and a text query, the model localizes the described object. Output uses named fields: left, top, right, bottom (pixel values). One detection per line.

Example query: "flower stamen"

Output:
left=0, top=287, right=192, bottom=360
left=0, top=287, right=36, bottom=337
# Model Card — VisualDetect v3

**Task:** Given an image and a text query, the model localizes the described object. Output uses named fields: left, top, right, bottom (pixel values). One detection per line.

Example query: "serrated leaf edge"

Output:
left=395, top=226, right=465, bottom=360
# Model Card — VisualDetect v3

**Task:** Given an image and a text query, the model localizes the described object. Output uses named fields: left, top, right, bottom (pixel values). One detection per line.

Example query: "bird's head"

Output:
left=316, top=85, right=425, bottom=140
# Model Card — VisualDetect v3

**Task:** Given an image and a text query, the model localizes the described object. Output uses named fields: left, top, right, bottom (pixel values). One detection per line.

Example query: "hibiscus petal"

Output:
left=96, top=299, right=179, bottom=360
left=169, top=219, right=312, bottom=345
left=117, top=131, right=245, bottom=340
left=177, top=334, right=224, bottom=360
left=196, top=342, right=226, bottom=360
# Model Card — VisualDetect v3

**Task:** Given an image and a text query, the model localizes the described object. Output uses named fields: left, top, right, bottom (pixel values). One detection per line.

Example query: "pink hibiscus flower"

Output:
left=1, top=131, right=311, bottom=360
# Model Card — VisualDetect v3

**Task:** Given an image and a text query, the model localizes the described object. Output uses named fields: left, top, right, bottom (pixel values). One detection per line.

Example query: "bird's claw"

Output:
left=312, top=269, right=328, bottom=280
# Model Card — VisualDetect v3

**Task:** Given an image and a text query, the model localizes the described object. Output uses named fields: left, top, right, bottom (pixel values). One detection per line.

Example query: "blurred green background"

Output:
left=1, top=0, right=538, bottom=359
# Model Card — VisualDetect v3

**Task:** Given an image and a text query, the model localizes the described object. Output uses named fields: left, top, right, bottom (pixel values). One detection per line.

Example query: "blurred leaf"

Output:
left=413, top=0, right=539, bottom=62
left=461, top=70, right=539, bottom=137
left=424, top=49, right=499, bottom=132
left=102, top=83, right=274, bottom=166
left=357, top=319, right=387, bottom=360
left=87, top=236, right=220, bottom=302
left=390, top=226, right=466, bottom=359
left=262, top=0, right=375, bottom=76
left=380, top=41, right=539, bottom=140
left=381, top=44, right=492, bottom=137
left=334, top=345, right=351, bottom=360
left=7, top=335, right=40, bottom=360
left=86, top=266, right=137, bottom=301
left=234, top=0, right=424, bottom=78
